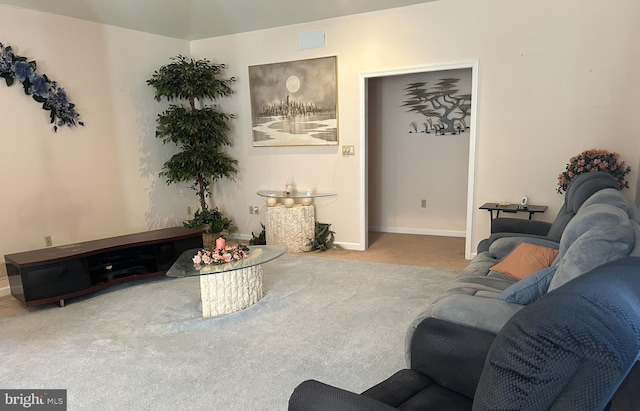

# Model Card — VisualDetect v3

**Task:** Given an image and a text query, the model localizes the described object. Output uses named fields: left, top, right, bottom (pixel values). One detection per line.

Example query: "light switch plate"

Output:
left=342, top=145, right=355, bottom=156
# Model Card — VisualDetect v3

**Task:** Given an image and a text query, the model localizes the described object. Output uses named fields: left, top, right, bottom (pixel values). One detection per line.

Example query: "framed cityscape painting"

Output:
left=248, top=56, right=338, bottom=147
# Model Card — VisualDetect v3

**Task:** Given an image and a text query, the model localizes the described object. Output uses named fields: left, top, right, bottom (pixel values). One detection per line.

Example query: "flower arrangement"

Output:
left=192, top=244, right=249, bottom=267
left=557, top=149, right=631, bottom=193
left=0, top=41, right=83, bottom=132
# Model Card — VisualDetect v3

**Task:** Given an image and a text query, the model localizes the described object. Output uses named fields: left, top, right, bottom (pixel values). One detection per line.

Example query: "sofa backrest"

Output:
left=548, top=187, right=639, bottom=291
left=473, top=257, right=640, bottom=411
left=546, top=171, right=618, bottom=242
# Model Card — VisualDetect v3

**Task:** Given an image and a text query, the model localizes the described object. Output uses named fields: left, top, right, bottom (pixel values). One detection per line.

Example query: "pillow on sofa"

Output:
left=498, top=266, right=558, bottom=305
left=490, top=243, right=559, bottom=280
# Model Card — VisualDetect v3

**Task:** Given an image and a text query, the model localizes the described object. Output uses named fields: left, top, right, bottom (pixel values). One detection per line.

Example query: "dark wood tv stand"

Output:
left=5, top=227, right=203, bottom=308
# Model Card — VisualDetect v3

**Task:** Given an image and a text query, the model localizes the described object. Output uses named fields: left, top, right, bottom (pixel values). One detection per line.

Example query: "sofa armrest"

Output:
left=490, top=218, right=552, bottom=236
left=408, top=317, right=496, bottom=399
left=289, top=380, right=398, bottom=411
left=406, top=294, right=524, bottom=352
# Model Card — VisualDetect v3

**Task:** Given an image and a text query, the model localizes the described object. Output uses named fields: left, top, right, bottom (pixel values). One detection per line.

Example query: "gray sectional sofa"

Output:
left=407, top=171, right=640, bottom=357
left=288, top=171, right=640, bottom=410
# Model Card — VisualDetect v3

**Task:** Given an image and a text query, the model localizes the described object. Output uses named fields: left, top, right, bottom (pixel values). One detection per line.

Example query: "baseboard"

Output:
left=0, top=285, right=10, bottom=297
left=369, top=226, right=466, bottom=238
left=333, top=242, right=364, bottom=251
left=233, top=230, right=466, bottom=252
left=232, top=233, right=364, bottom=252
left=229, top=233, right=252, bottom=242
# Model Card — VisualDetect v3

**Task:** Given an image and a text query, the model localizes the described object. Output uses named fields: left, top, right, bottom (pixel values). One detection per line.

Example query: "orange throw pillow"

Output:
left=491, top=242, right=559, bottom=280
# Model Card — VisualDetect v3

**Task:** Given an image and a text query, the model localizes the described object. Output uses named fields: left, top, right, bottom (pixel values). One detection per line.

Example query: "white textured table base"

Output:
left=199, top=265, right=264, bottom=317
left=266, top=204, right=315, bottom=252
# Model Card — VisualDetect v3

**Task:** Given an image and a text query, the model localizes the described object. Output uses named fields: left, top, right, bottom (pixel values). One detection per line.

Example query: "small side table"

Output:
left=479, top=202, right=547, bottom=224
left=257, top=191, right=336, bottom=252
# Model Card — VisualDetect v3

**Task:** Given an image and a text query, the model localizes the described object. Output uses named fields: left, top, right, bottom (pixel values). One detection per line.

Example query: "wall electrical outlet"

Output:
left=421, top=199, right=428, bottom=208
left=249, top=206, right=260, bottom=215
left=187, top=206, right=192, bottom=215
left=44, top=235, right=53, bottom=247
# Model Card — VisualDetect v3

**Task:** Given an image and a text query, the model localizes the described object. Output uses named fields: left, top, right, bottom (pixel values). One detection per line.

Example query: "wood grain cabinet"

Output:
left=5, top=227, right=203, bottom=307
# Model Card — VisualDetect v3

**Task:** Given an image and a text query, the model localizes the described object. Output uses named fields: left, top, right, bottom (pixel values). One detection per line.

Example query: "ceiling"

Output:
left=0, top=0, right=437, bottom=41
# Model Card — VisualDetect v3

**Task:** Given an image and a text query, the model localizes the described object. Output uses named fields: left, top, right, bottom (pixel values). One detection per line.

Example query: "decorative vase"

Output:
left=202, top=232, right=217, bottom=249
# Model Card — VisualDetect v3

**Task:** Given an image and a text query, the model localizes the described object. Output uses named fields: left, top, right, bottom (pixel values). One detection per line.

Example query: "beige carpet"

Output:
left=308, top=232, right=468, bottom=270
left=0, top=253, right=459, bottom=410
left=0, top=232, right=466, bottom=318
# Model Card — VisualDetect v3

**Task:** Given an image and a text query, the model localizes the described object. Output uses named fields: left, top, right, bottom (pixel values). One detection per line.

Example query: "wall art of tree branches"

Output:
left=402, top=77, right=471, bottom=136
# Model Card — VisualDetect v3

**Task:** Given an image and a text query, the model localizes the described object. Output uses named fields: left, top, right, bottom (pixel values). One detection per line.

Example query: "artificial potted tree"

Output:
left=147, top=55, right=238, bottom=247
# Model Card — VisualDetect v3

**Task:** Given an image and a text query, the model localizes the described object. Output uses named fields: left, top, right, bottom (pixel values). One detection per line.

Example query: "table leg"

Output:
left=199, top=265, right=264, bottom=317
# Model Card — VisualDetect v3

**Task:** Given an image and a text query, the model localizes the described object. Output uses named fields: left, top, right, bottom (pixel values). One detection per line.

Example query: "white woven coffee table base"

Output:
left=199, top=265, right=264, bottom=317
left=266, top=204, right=315, bottom=252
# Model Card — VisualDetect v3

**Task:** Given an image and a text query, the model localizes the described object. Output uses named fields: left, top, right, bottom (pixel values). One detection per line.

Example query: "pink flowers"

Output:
left=192, top=244, right=249, bottom=267
left=557, top=149, right=630, bottom=193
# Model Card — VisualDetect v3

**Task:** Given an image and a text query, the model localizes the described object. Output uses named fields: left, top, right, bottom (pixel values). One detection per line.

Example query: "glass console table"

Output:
left=257, top=190, right=336, bottom=207
left=166, top=245, right=287, bottom=317
left=257, top=191, right=336, bottom=252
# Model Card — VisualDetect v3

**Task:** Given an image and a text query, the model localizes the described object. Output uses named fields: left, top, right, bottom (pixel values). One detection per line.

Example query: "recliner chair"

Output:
left=288, top=257, right=640, bottom=411
left=476, top=171, right=618, bottom=252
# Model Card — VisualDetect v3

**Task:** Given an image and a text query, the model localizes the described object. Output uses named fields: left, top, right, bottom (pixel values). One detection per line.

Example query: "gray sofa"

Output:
left=407, top=172, right=640, bottom=359
left=476, top=171, right=618, bottom=252
left=289, top=257, right=640, bottom=410
left=288, top=171, right=640, bottom=410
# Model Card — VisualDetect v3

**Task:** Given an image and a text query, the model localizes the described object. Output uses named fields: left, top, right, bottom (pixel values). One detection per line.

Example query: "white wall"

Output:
left=367, top=72, right=470, bottom=236
left=2, top=0, right=640, bottom=295
left=0, top=6, right=191, bottom=292
left=190, top=0, right=640, bottom=251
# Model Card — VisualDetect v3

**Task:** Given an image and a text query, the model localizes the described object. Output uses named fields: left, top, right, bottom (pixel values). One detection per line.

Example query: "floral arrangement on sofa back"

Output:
left=557, top=149, right=630, bottom=194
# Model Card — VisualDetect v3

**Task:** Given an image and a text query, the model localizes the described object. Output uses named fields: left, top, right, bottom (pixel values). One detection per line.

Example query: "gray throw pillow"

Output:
left=498, top=266, right=557, bottom=305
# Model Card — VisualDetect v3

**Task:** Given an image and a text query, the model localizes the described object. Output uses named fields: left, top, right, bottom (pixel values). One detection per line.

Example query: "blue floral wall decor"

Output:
left=0, top=42, right=83, bottom=132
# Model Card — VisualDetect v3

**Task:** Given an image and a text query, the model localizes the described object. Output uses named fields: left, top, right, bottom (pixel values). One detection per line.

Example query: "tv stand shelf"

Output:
left=5, top=227, right=203, bottom=308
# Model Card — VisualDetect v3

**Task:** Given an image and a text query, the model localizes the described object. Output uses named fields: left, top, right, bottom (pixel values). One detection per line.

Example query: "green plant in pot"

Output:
left=184, top=208, right=234, bottom=235
left=249, top=223, right=266, bottom=245
left=307, top=222, right=341, bottom=252
left=147, top=55, right=238, bottom=242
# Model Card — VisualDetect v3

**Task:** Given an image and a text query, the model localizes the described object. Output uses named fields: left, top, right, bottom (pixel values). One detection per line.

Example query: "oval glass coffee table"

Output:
left=166, top=245, right=287, bottom=318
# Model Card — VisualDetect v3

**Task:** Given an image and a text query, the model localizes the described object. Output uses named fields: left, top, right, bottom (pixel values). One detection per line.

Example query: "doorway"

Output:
left=359, top=61, right=479, bottom=259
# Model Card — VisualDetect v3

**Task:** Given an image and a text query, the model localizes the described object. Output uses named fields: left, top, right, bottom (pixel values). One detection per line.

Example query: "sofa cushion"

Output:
left=580, top=188, right=640, bottom=220
left=488, top=236, right=559, bottom=260
left=421, top=294, right=524, bottom=335
left=497, top=266, right=557, bottom=305
left=490, top=243, right=559, bottom=280
left=548, top=202, right=634, bottom=292
left=448, top=276, right=516, bottom=295
left=546, top=172, right=618, bottom=241
left=474, top=258, right=640, bottom=411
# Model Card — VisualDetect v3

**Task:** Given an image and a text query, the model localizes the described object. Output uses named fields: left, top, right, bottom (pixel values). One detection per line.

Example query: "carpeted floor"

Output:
left=0, top=253, right=457, bottom=411
left=0, top=232, right=467, bottom=319
left=314, top=232, right=468, bottom=270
